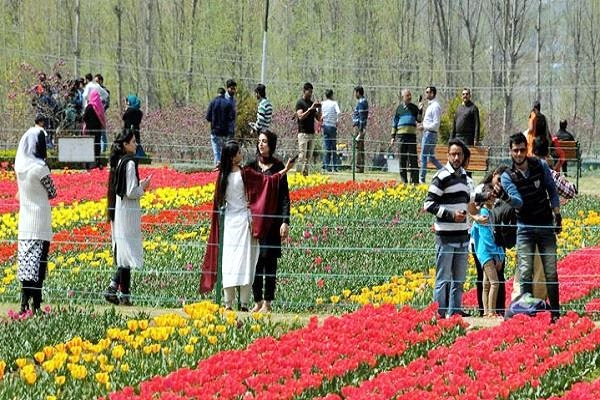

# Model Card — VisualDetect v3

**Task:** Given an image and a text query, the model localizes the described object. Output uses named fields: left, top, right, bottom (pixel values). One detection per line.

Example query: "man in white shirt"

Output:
left=81, top=73, right=109, bottom=111
left=320, top=89, right=341, bottom=172
left=417, top=86, right=443, bottom=183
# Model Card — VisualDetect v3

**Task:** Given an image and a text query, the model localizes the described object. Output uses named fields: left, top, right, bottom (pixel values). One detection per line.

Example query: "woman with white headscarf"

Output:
left=15, top=115, right=57, bottom=314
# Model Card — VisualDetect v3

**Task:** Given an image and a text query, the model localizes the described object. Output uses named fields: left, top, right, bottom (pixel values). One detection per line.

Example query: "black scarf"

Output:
left=115, top=155, right=139, bottom=198
left=107, top=154, right=138, bottom=222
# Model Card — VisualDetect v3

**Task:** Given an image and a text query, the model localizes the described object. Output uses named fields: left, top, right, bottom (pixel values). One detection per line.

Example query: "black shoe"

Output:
left=104, top=287, right=119, bottom=305
left=119, top=296, right=133, bottom=306
left=452, top=310, right=471, bottom=317
left=240, top=307, right=249, bottom=312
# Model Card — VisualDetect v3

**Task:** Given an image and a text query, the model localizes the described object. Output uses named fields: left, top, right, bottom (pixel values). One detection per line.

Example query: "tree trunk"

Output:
left=73, top=0, right=80, bottom=77
left=185, top=0, right=199, bottom=105
left=114, top=2, right=123, bottom=111
left=144, top=0, right=155, bottom=111
left=570, top=1, right=584, bottom=120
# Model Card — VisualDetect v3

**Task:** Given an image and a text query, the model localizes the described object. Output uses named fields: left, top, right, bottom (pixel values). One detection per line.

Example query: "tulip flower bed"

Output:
left=0, top=301, right=304, bottom=400
left=1, top=167, right=600, bottom=311
left=2, top=166, right=600, bottom=399
left=463, top=246, right=600, bottom=313
left=104, top=304, right=467, bottom=400
left=544, top=378, right=600, bottom=400
left=317, top=312, right=600, bottom=400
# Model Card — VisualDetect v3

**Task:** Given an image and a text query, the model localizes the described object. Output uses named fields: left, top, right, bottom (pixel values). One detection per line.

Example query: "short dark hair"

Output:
left=255, top=83, right=266, bottom=98
left=217, top=87, right=225, bottom=95
left=85, top=73, right=93, bottom=82
left=533, top=100, right=541, bottom=111
left=325, top=89, right=334, bottom=99
left=95, top=74, right=104, bottom=83
left=448, top=137, right=467, bottom=155
left=559, top=119, right=567, bottom=130
left=426, top=86, right=437, bottom=97
left=226, top=79, right=237, bottom=88
left=34, top=114, right=45, bottom=125
left=354, top=86, right=364, bottom=96
left=462, top=144, right=471, bottom=167
left=303, top=82, right=313, bottom=91
left=509, top=132, right=528, bottom=148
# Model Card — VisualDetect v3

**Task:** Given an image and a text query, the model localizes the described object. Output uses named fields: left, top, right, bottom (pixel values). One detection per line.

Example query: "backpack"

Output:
left=492, top=201, right=517, bottom=249
left=504, top=293, right=549, bottom=320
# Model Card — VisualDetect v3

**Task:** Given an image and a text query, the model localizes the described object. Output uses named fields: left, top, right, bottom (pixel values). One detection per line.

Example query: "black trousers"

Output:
left=21, top=241, right=49, bottom=311
left=253, top=255, right=278, bottom=302
left=396, top=134, right=418, bottom=184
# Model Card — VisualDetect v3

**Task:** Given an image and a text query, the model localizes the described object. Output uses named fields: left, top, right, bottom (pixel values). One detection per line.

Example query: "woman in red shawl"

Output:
left=82, top=90, right=107, bottom=168
left=200, top=140, right=294, bottom=311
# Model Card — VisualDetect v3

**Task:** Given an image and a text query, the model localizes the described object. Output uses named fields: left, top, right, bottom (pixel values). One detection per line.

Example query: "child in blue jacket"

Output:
left=471, top=184, right=506, bottom=317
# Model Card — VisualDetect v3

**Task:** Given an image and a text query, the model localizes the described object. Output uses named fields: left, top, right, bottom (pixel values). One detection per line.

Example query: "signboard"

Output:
left=58, top=137, right=95, bottom=162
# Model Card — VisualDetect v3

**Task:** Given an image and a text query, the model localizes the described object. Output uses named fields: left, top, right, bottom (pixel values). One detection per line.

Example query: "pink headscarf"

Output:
left=87, top=90, right=106, bottom=128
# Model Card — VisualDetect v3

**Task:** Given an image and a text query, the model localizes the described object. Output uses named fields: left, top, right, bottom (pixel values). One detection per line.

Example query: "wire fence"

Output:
left=2, top=203, right=600, bottom=314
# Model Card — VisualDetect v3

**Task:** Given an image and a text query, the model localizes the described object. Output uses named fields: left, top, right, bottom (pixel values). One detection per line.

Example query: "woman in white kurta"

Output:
left=221, top=168, right=260, bottom=309
left=203, top=140, right=293, bottom=311
left=104, top=128, right=151, bottom=305
left=15, top=116, right=57, bottom=314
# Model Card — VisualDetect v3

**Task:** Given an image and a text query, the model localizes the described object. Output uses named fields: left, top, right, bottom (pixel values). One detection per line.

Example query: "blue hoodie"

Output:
left=471, top=207, right=505, bottom=266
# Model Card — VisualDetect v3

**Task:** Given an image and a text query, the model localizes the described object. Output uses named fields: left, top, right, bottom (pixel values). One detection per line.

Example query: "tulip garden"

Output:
left=2, top=165, right=600, bottom=399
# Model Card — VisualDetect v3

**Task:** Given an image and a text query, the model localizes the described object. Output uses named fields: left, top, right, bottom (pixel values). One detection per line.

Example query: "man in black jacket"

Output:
left=452, top=88, right=480, bottom=146
left=206, top=87, right=234, bottom=166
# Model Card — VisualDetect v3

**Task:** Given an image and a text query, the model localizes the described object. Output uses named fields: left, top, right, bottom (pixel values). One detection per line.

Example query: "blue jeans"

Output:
left=433, top=241, right=469, bottom=317
left=322, top=125, right=339, bottom=171
left=516, top=225, right=559, bottom=316
left=211, top=133, right=233, bottom=166
left=420, top=130, right=443, bottom=183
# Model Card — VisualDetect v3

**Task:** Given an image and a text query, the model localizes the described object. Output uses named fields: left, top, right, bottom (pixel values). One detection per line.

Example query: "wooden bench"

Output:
left=416, top=145, right=490, bottom=172
left=556, top=140, right=581, bottom=188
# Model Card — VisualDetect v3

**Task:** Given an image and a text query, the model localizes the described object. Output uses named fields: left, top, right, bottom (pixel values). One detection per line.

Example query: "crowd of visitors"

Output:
left=20, top=71, right=580, bottom=319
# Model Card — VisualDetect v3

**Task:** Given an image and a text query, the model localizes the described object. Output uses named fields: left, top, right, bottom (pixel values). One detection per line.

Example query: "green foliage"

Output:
left=234, top=83, right=258, bottom=148
left=440, top=94, right=487, bottom=145
left=439, top=94, right=462, bottom=144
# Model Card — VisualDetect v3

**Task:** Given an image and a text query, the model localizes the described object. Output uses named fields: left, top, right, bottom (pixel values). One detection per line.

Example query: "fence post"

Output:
left=352, top=134, right=356, bottom=182
left=214, top=206, right=225, bottom=305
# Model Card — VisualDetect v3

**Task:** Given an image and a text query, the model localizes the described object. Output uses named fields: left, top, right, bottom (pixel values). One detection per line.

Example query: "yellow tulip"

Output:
left=111, top=345, right=126, bottom=360
left=34, top=352, right=45, bottom=364
left=95, top=372, right=109, bottom=385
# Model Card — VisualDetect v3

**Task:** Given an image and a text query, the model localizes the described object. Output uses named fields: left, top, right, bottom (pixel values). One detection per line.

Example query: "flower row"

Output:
left=0, top=168, right=329, bottom=241
left=544, top=376, right=600, bottom=400
left=0, top=302, right=302, bottom=400
left=319, top=312, right=600, bottom=399
left=105, top=304, right=466, bottom=400
left=0, top=167, right=217, bottom=214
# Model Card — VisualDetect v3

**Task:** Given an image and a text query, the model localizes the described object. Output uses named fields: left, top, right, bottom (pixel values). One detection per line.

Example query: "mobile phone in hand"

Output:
left=290, top=154, right=300, bottom=163
left=418, top=95, right=423, bottom=102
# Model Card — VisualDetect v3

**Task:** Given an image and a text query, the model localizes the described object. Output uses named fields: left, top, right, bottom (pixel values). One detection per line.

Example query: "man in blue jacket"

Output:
left=206, top=87, right=234, bottom=166
left=498, top=132, right=562, bottom=321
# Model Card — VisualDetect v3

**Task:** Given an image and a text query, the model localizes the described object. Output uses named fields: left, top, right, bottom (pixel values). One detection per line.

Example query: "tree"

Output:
left=490, top=0, right=531, bottom=142
left=185, top=0, right=199, bottom=104
left=457, top=0, right=484, bottom=89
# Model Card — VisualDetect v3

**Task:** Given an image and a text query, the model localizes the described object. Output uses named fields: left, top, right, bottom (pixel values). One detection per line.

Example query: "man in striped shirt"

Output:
left=251, top=83, right=273, bottom=133
left=424, top=138, right=480, bottom=318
